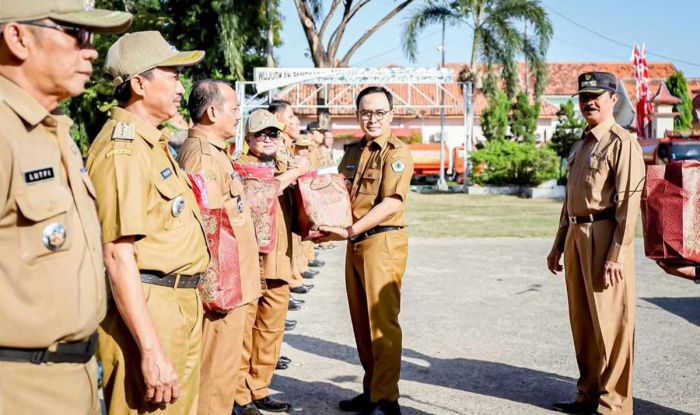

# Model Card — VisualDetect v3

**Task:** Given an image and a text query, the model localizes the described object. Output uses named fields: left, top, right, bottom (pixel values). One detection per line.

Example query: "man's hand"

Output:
left=319, top=225, right=349, bottom=241
left=547, top=248, right=563, bottom=275
left=657, top=261, right=697, bottom=280
left=603, top=260, right=624, bottom=287
left=142, top=347, right=180, bottom=404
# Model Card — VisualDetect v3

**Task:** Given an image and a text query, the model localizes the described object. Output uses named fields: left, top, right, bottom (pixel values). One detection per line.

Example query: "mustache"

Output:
left=583, top=104, right=598, bottom=111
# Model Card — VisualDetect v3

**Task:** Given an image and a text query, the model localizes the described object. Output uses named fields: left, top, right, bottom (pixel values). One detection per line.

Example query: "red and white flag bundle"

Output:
left=632, top=43, right=654, bottom=138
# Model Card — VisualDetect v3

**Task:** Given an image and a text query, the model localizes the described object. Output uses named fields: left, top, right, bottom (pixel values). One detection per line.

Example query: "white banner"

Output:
left=253, top=67, right=454, bottom=93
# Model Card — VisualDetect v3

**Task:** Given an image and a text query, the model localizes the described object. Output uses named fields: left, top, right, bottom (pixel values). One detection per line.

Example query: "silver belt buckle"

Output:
left=569, top=216, right=577, bottom=224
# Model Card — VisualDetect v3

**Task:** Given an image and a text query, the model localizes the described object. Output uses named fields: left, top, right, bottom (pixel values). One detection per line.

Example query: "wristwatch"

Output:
left=347, top=225, right=358, bottom=242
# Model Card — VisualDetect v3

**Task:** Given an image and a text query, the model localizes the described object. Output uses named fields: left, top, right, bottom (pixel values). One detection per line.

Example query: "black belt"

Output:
left=569, top=209, right=615, bottom=225
left=140, top=272, right=202, bottom=289
left=0, top=332, right=97, bottom=364
left=350, top=226, right=405, bottom=243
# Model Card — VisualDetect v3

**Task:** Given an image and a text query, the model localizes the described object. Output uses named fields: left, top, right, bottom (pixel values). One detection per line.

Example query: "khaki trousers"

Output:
left=346, top=229, right=408, bottom=402
left=0, top=356, right=100, bottom=415
left=291, top=234, right=307, bottom=288
left=99, top=284, right=204, bottom=415
left=564, top=222, right=636, bottom=415
left=234, top=280, right=289, bottom=404
left=197, top=304, right=248, bottom=415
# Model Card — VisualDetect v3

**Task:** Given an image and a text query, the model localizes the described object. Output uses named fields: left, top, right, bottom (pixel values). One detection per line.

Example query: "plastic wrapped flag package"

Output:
left=188, top=172, right=243, bottom=313
left=642, top=160, right=700, bottom=265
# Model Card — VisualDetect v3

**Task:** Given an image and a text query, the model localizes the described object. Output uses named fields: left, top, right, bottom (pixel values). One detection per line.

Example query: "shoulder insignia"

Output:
left=391, top=159, right=406, bottom=173
left=112, top=122, right=135, bottom=141
left=105, top=148, right=132, bottom=157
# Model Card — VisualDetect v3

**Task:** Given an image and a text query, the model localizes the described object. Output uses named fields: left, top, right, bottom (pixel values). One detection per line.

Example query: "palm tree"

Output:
left=402, top=0, right=552, bottom=98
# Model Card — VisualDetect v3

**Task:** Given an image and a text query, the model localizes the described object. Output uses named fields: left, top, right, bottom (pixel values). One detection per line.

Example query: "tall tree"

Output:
left=480, top=89, right=510, bottom=141
left=402, top=0, right=552, bottom=98
left=510, top=91, right=539, bottom=143
left=665, top=71, right=694, bottom=131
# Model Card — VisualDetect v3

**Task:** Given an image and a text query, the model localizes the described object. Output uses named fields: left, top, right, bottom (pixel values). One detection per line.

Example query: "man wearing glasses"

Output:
left=87, top=31, right=209, bottom=414
left=0, top=1, right=131, bottom=414
left=322, top=86, right=414, bottom=415
left=235, top=110, right=310, bottom=414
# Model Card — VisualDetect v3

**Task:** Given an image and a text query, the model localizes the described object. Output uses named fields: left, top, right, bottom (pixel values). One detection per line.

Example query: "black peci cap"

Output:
left=573, top=71, right=617, bottom=96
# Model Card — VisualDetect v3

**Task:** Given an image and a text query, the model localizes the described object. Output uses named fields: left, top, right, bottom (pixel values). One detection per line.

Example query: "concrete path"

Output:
left=270, top=238, right=699, bottom=415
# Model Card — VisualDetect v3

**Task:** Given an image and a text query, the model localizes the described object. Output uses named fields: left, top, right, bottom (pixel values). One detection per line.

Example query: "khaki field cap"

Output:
left=0, top=0, right=132, bottom=34
left=247, top=110, right=282, bottom=134
left=105, top=31, right=205, bottom=86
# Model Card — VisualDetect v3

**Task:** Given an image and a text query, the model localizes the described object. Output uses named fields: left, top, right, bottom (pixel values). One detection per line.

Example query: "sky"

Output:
left=275, top=0, right=700, bottom=78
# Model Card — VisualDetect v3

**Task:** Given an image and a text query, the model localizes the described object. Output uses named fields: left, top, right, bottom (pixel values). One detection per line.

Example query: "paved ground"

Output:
left=270, top=238, right=699, bottom=415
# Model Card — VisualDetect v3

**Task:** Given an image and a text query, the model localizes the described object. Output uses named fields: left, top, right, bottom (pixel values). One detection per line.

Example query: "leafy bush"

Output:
left=471, top=139, right=559, bottom=186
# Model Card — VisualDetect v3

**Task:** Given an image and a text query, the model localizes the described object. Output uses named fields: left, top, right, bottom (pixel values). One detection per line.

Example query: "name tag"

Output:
left=24, top=167, right=55, bottom=184
left=161, top=168, right=173, bottom=179
left=346, top=164, right=357, bottom=170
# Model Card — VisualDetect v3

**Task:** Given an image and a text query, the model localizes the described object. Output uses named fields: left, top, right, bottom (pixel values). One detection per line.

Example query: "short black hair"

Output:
left=268, top=100, right=291, bottom=114
left=356, top=86, right=393, bottom=110
left=188, top=79, right=231, bottom=123
left=114, top=69, right=155, bottom=105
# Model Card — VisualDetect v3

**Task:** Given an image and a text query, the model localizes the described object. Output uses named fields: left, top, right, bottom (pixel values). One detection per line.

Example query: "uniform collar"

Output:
left=586, top=117, right=615, bottom=141
left=110, top=106, right=164, bottom=147
left=188, top=127, right=228, bottom=151
left=363, top=132, right=390, bottom=150
left=0, top=75, right=51, bottom=127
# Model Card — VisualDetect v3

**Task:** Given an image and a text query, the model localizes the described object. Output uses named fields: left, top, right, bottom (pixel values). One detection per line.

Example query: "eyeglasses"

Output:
left=21, top=21, right=94, bottom=47
left=359, top=110, right=390, bottom=121
left=253, top=130, right=281, bottom=141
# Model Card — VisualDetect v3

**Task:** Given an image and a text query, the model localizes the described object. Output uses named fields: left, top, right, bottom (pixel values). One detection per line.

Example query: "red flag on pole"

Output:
left=633, top=43, right=654, bottom=138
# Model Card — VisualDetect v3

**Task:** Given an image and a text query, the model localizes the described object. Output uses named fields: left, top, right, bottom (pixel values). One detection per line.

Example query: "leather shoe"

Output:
left=339, top=392, right=371, bottom=412
left=253, top=396, right=292, bottom=412
left=284, top=320, right=296, bottom=331
left=301, top=270, right=316, bottom=279
left=279, top=355, right=291, bottom=363
left=308, top=259, right=325, bottom=267
left=275, top=360, right=288, bottom=370
left=288, top=300, right=300, bottom=311
left=234, top=403, right=262, bottom=415
left=291, top=297, right=305, bottom=304
left=304, top=283, right=314, bottom=289
left=361, top=400, right=401, bottom=415
left=290, top=285, right=310, bottom=294
left=553, top=401, right=597, bottom=414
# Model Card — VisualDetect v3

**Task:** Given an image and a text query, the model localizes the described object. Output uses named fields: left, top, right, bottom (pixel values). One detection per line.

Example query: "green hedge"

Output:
left=471, top=140, right=559, bottom=186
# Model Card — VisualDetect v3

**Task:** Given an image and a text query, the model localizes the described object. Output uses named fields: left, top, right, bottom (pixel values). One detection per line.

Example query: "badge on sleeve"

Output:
left=42, top=223, right=66, bottom=250
left=112, top=122, right=135, bottom=141
left=237, top=198, right=245, bottom=214
left=172, top=195, right=186, bottom=216
left=391, top=160, right=406, bottom=173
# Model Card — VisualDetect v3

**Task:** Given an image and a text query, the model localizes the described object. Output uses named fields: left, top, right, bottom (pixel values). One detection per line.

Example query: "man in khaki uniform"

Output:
left=547, top=72, right=645, bottom=415
left=234, top=110, right=311, bottom=415
left=0, top=3, right=131, bottom=414
left=322, top=86, right=413, bottom=415
left=87, top=31, right=209, bottom=414
left=176, top=79, right=262, bottom=415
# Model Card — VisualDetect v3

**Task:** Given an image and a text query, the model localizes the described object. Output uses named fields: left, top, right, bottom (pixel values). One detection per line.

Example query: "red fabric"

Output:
left=295, top=171, right=353, bottom=240
left=642, top=161, right=700, bottom=264
left=234, top=163, right=280, bottom=254
left=189, top=172, right=243, bottom=313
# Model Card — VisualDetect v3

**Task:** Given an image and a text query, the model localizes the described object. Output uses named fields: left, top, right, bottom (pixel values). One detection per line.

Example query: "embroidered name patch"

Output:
left=24, top=167, right=55, bottom=184
left=161, top=168, right=173, bottom=179
left=346, top=164, right=357, bottom=170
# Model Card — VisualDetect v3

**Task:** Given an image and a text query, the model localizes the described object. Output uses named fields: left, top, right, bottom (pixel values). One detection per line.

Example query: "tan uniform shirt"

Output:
left=87, top=107, right=209, bottom=275
left=177, top=129, right=262, bottom=306
left=0, top=75, right=105, bottom=348
left=238, top=152, right=294, bottom=283
left=319, top=146, right=335, bottom=168
left=553, top=118, right=645, bottom=262
left=339, top=134, right=414, bottom=226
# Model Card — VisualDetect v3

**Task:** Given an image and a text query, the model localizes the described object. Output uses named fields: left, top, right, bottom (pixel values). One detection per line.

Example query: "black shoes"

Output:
left=290, top=285, right=310, bottom=294
left=552, top=401, right=597, bottom=414
left=253, top=396, right=292, bottom=412
left=339, top=393, right=371, bottom=412
left=288, top=300, right=301, bottom=311
left=275, top=359, right=288, bottom=370
left=301, top=270, right=316, bottom=279
left=308, top=259, right=325, bottom=268
left=234, top=403, right=262, bottom=415
left=279, top=355, right=291, bottom=364
left=284, top=319, right=296, bottom=331
left=360, top=400, right=401, bottom=415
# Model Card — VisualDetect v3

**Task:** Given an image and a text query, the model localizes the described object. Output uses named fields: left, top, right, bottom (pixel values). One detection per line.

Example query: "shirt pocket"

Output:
left=153, top=178, right=189, bottom=230
left=227, top=180, right=246, bottom=225
left=358, top=168, right=380, bottom=195
left=15, top=185, right=73, bottom=263
left=584, top=151, right=610, bottom=184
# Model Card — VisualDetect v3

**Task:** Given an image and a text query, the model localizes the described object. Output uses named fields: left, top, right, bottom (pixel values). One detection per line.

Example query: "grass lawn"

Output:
left=406, top=193, right=645, bottom=238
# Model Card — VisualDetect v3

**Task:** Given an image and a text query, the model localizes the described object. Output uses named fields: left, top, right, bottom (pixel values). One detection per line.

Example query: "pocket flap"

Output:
left=154, top=179, right=181, bottom=200
left=362, top=169, right=379, bottom=180
left=16, top=186, right=72, bottom=221
left=229, top=180, right=243, bottom=197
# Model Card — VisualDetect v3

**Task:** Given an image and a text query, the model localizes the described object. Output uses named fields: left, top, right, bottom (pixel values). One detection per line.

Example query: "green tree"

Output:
left=549, top=99, right=585, bottom=159
left=665, top=71, right=694, bottom=131
left=480, top=89, right=510, bottom=141
left=510, top=92, right=540, bottom=143
left=402, top=0, right=552, bottom=98
left=64, top=0, right=281, bottom=153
